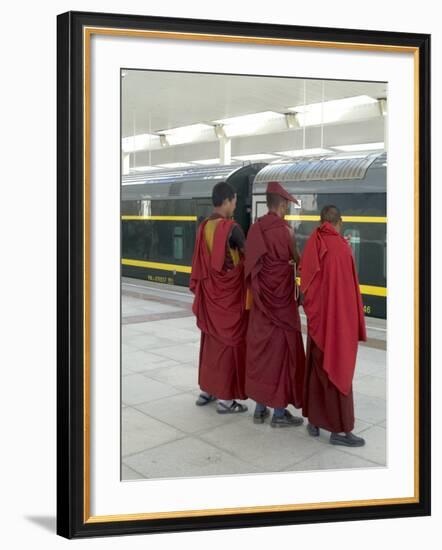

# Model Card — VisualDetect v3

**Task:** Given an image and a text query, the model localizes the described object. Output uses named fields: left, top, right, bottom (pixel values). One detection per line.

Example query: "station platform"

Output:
left=121, top=278, right=386, bottom=481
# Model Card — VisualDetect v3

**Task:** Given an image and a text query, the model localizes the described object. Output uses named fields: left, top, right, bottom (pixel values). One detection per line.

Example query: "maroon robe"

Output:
left=303, top=337, right=355, bottom=433
left=244, top=212, right=305, bottom=408
left=300, top=222, right=366, bottom=432
left=190, top=215, right=247, bottom=400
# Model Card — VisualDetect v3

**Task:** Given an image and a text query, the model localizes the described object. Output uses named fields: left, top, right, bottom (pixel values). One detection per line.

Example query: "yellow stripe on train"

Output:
left=359, top=285, right=387, bottom=297
left=122, top=259, right=387, bottom=297
left=284, top=215, right=387, bottom=223
left=122, top=258, right=192, bottom=274
left=121, top=215, right=198, bottom=221
left=121, top=215, right=387, bottom=223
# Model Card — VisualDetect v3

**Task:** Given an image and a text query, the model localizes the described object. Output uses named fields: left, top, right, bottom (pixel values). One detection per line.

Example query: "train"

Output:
left=121, top=153, right=387, bottom=319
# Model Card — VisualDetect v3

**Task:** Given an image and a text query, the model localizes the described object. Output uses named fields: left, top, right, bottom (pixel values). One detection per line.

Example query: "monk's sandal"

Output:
left=195, top=393, right=216, bottom=406
left=271, top=410, right=304, bottom=428
left=217, top=401, right=248, bottom=414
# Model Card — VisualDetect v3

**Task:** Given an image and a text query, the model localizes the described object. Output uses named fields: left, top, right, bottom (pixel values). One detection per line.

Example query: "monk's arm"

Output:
left=288, top=226, right=301, bottom=265
left=229, top=224, right=246, bottom=254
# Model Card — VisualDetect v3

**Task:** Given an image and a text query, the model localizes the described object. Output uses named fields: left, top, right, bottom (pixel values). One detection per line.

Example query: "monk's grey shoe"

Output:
left=195, top=393, right=216, bottom=406
left=271, top=410, right=304, bottom=428
left=330, top=432, right=366, bottom=447
left=306, top=423, right=320, bottom=437
left=217, top=400, right=248, bottom=414
left=253, top=406, right=270, bottom=424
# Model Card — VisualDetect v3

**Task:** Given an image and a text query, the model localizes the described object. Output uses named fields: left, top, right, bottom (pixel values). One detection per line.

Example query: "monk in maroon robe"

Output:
left=190, top=181, right=248, bottom=414
left=244, top=181, right=305, bottom=427
left=301, top=205, right=367, bottom=446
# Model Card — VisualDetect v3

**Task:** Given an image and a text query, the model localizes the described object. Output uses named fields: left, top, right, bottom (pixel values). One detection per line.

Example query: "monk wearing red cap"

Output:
left=190, top=181, right=248, bottom=414
left=301, top=205, right=366, bottom=446
left=244, top=181, right=305, bottom=427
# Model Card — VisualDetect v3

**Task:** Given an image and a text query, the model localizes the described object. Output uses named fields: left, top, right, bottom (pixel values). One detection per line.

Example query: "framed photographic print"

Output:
left=57, top=10, right=431, bottom=538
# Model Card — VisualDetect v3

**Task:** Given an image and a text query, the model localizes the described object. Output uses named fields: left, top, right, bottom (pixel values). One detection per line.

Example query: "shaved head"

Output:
left=320, top=205, right=342, bottom=226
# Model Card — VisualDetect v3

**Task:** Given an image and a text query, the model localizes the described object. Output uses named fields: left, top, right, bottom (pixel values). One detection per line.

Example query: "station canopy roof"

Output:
left=122, top=70, right=387, bottom=171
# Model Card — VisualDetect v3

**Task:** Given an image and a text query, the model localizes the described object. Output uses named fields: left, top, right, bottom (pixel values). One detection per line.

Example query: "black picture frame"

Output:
left=57, top=10, right=431, bottom=539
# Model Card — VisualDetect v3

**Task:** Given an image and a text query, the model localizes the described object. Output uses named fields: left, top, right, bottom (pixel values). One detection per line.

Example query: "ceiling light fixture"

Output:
left=122, top=133, right=160, bottom=154
left=155, top=162, right=194, bottom=169
left=160, top=123, right=214, bottom=146
left=275, top=148, right=332, bottom=157
left=288, top=95, right=380, bottom=127
left=332, top=142, right=385, bottom=152
left=131, top=165, right=160, bottom=172
left=213, top=111, right=285, bottom=138
left=192, top=158, right=221, bottom=165
left=233, top=153, right=280, bottom=161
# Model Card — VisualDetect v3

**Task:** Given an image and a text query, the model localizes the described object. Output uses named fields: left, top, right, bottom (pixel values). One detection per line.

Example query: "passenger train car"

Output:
left=121, top=153, right=387, bottom=318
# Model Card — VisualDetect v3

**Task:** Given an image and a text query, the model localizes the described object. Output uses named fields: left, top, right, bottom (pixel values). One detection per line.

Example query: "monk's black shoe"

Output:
left=253, top=406, right=270, bottom=424
left=271, top=410, right=304, bottom=428
left=306, top=423, right=320, bottom=437
left=330, top=432, right=366, bottom=447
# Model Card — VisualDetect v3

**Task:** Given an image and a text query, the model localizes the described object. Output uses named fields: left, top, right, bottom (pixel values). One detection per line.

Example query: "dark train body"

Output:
left=121, top=164, right=264, bottom=286
left=122, top=153, right=387, bottom=318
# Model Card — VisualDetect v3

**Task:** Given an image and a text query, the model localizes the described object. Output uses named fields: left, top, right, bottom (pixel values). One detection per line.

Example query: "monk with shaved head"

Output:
left=301, top=205, right=367, bottom=446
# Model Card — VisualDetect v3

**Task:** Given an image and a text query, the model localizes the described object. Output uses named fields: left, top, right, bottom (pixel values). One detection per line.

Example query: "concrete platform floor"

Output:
left=121, top=278, right=387, bottom=481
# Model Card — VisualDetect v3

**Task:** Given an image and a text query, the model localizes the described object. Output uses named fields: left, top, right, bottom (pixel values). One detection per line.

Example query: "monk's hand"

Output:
left=345, top=234, right=352, bottom=245
left=288, top=259, right=296, bottom=265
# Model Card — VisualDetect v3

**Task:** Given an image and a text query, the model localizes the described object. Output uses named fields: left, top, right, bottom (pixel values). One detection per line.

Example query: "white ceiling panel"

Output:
left=122, top=69, right=386, bottom=138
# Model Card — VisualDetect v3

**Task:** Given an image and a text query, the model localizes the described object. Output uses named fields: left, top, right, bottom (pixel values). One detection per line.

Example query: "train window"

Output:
left=140, top=199, right=151, bottom=216
left=344, top=228, right=361, bottom=271
left=173, top=226, right=184, bottom=260
left=256, top=201, right=267, bottom=219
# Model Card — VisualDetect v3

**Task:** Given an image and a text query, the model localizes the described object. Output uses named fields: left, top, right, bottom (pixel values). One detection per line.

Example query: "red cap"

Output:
left=266, top=181, right=299, bottom=204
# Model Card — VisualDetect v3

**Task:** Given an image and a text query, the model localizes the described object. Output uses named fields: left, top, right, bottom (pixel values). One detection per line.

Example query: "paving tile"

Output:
left=124, top=436, right=261, bottom=479
left=122, top=374, right=183, bottom=405
left=148, top=343, right=199, bottom=363
left=160, top=317, right=198, bottom=330
left=128, top=301, right=183, bottom=315
left=136, top=393, right=241, bottom=434
left=146, top=363, right=199, bottom=391
left=132, top=323, right=200, bottom=343
left=354, top=362, right=386, bottom=379
left=121, top=463, right=145, bottom=480
left=123, top=333, right=179, bottom=351
left=122, top=350, right=179, bottom=373
left=122, top=343, right=139, bottom=358
left=371, top=367, right=386, bottom=379
left=354, top=374, right=386, bottom=400
left=354, top=347, right=386, bottom=378
left=122, top=407, right=186, bottom=457
left=353, top=392, right=386, bottom=425
left=357, top=345, right=387, bottom=363
left=122, top=324, right=146, bottom=337
left=198, top=417, right=320, bottom=471
left=288, top=446, right=382, bottom=472
left=123, top=306, right=148, bottom=315
left=333, top=425, right=387, bottom=465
